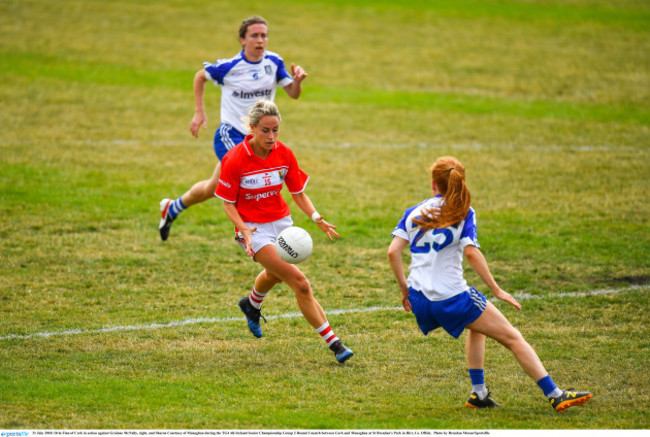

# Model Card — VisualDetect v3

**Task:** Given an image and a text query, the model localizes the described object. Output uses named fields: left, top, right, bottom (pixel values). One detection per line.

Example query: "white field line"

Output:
left=1, top=284, right=646, bottom=341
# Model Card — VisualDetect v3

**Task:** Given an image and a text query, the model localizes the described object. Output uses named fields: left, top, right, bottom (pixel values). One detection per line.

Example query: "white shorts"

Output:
left=236, top=216, right=293, bottom=258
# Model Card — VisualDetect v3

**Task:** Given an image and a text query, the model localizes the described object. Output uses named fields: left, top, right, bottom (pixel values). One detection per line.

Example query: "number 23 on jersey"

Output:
left=410, top=216, right=459, bottom=254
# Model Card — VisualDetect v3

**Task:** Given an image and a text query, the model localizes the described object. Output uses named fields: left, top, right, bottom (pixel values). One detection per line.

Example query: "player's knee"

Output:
left=291, top=275, right=312, bottom=297
left=501, top=328, right=525, bottom=350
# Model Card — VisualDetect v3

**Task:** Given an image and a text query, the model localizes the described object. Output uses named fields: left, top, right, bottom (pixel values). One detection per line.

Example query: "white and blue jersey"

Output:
left=391, top=195, right=480, bottom=302
left=204, top=50, right=293, bottom=136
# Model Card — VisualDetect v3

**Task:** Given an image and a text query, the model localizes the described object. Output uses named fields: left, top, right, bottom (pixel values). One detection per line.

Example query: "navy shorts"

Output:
left=408, top=287, right=487, bottom=338
left=213, top=123, right=246, bottom=160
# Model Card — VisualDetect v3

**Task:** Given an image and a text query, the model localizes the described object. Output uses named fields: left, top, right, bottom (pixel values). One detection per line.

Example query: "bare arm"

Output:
left=291, top=191, right=339, bottom=240
left=283, top=63, right=308, bottom=99
left=223, top=201, right=257, bottom=257
left=464, top=245, right=521, bottom=310
left=190, top=69, right=209, bottom=138
left=387, top=236, right=412, bottom=312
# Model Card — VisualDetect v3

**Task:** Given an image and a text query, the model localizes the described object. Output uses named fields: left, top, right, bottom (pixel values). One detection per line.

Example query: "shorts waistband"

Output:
left=219, top=122, right=246, bottom=136
left=408, top=287, right=475, bottom=300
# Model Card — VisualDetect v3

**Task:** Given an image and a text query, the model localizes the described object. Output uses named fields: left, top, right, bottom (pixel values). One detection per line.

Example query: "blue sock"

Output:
left=469, top=368, right=485, bottom=385
left=469, top=369, right=487, bottom=399
left=537, top=375, right=562, bottom=398
left=168, top=197, right=186, bottom=219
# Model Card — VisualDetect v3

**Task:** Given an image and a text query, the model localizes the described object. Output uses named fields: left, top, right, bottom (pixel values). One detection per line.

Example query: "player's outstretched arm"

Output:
left=387, top=236, right=412, bottom=312
left=190, top=69, right=208, bottom=138
left=291, top=192, right=339, bottom=241
left=464, top=245, right=521, bottom=310
left=283, top=63, right=308, bottom=99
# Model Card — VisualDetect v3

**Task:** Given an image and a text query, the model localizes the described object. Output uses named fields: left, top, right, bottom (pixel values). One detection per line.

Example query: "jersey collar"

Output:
left=243, top=134, right=278, bottom=157
left=240, top=49, right=265, bottom=64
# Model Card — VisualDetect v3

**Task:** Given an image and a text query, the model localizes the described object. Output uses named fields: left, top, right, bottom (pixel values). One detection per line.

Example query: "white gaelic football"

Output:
left=275, top=226, right=313, bottom=264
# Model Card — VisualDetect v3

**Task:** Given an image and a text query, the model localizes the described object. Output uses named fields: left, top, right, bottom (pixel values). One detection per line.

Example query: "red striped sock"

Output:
left=248, top=288, right=268, bottom=309
left=316, top=322, right=339, bottom=346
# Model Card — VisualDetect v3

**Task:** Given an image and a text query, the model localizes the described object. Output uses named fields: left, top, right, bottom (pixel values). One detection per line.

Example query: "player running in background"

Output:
left=159, top=15, right=308, bottom=241
left=216, top=99, right=353, bottom=364
left=387, top=156, right=592, bottom=412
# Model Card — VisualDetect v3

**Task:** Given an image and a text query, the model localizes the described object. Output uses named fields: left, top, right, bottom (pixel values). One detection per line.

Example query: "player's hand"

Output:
left=401, top=289, right=412, bottom=312
left=190, top=112, right=207, bottom=138
left=291, top=63, right=308, bottom=83
left=315, top=219, right=339, bottom=241
left=494, top=288, right=522, bottom=310
left=241, top=227, right=257, bottom=257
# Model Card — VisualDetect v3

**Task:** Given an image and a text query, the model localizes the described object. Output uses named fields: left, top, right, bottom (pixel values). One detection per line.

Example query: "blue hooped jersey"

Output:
left=391, top=195, right=480, bottom=301
left=204, top=50, right=293, bottom=135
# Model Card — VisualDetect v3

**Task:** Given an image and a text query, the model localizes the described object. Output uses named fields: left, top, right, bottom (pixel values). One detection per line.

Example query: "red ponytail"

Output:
left=415, top=157, right=471, bottom=231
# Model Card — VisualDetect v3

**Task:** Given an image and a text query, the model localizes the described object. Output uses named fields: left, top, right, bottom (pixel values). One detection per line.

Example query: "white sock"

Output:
left=472, top=384, right=488, bottom=400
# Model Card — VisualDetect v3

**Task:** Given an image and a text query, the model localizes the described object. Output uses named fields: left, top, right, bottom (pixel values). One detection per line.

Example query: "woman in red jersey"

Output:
left=215, top=99, right=353, bottom=363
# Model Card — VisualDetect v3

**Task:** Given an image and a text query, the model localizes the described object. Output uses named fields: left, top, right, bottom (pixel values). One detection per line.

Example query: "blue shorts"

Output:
left=408, top=287, right=487, bottom=338
left=214, top=123, right=246, bottom=160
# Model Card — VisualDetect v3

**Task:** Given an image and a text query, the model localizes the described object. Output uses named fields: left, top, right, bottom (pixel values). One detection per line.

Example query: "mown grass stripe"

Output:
left=0, top=52, right=189, bottom=90
left=319, top=0, right=650, bottom=29
left=306, top=86, right=650, bottom=126
left=2, top=52, right=647, bottom=126
left=1, top=285, right=644, bottom=341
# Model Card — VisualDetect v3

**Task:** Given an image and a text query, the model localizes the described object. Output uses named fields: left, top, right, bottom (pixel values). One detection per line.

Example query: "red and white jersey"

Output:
left=215, top=135, right=309, bottom=223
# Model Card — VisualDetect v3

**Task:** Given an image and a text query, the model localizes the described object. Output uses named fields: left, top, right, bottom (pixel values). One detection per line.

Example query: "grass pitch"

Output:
left=1, top=0, right=649, bottom=430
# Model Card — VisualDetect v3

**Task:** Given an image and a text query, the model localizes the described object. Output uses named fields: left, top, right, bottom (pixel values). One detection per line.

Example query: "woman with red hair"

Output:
left=388, top=156, right=592, bottom=412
